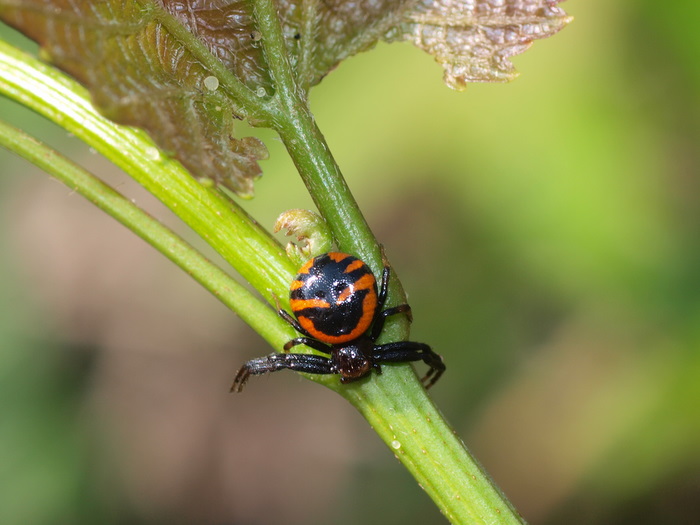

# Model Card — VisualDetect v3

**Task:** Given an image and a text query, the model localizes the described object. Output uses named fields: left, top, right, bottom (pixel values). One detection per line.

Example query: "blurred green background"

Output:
left=1, top=0, right=699, bottom=523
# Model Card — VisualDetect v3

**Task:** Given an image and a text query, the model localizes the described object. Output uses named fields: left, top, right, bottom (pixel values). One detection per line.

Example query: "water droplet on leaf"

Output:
left=203, top=76, right=219, bottom=91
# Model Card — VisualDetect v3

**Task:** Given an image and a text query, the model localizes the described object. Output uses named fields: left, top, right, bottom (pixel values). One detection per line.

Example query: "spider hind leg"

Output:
left=372, top=341, right=445, bottom=389
left=231, top=353, right=336, bottom=393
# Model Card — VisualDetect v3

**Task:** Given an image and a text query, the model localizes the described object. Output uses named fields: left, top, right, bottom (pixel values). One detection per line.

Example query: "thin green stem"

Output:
left=253, top=0, right=384, bottom=270
left=255, top=0, right=410, bottom=344
left=0, top=118, right=290, bottom=349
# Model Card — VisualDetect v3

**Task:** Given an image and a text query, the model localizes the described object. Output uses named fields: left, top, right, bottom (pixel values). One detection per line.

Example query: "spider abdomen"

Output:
left=290, top=252, right=378, bottom=344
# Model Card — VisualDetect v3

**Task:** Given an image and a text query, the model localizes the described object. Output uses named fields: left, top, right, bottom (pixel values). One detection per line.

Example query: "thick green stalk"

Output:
left=0, top=118, right=290, bottom=348
left=0, top=38, right=296, bottom=303
left=341, top=371, right=524, bottom=524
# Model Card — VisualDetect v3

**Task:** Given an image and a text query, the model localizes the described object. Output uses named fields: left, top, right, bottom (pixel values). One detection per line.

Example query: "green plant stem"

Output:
left=254, top=0, right=380, bottom=267
left=342, top=371, right=524, bottom=524
left=251, top=2, right=525, bottom=522
left=0, top=118, right=290, bottom=348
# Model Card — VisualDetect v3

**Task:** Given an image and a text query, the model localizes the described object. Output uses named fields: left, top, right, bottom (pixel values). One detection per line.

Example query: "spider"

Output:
left=231, top=252, right=445, bottom=392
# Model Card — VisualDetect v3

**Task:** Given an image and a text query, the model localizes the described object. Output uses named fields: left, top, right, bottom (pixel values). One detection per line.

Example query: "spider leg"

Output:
left=377, top=264, right=391, bottom=313
left=230, top=353, right=336, bottom=393
left=372, top=341, right=445, bottom=389
left=370, top=304, right=413, bottom=341
left=277, top=307, right=313, bottom=337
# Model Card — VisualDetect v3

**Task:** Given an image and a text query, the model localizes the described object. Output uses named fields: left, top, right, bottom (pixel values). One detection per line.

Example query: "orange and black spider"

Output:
left=231, top=252, right=445, bottom=392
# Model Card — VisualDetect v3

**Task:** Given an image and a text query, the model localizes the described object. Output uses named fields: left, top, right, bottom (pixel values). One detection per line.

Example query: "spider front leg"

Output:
left=277, top=303, right=314, bottom=338
left=372, top=341, right=446, bottom=389
left=230, top=353, right=337, bottom=393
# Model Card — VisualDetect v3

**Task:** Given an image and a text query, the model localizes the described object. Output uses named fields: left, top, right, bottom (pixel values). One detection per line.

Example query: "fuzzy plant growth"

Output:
left=0, top=1, right=570, bottom=523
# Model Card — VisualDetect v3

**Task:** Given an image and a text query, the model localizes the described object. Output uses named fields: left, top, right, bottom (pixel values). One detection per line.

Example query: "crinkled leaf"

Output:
left=286, top=0, right=571, bottom=91
left=278, top=0, right=417, bottom=91
left=0, top=0, right=570, bottom=195
left=0, top=0, right=270, bottom=196
left=396, top=0, right=572, bottom=89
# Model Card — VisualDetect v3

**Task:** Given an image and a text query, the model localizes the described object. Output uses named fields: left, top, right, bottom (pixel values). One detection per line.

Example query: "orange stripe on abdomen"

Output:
left=290, top=298, right=330, bottom=311
left=344, top=258, right=365, bottom=273
left=328, top=252, right=351, bottom=263
left=290, top=279, right=305, bottom=291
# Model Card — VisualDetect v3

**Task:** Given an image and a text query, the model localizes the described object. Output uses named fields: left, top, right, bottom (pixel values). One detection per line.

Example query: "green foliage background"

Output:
left=1, top=1, right=699, bottom=523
